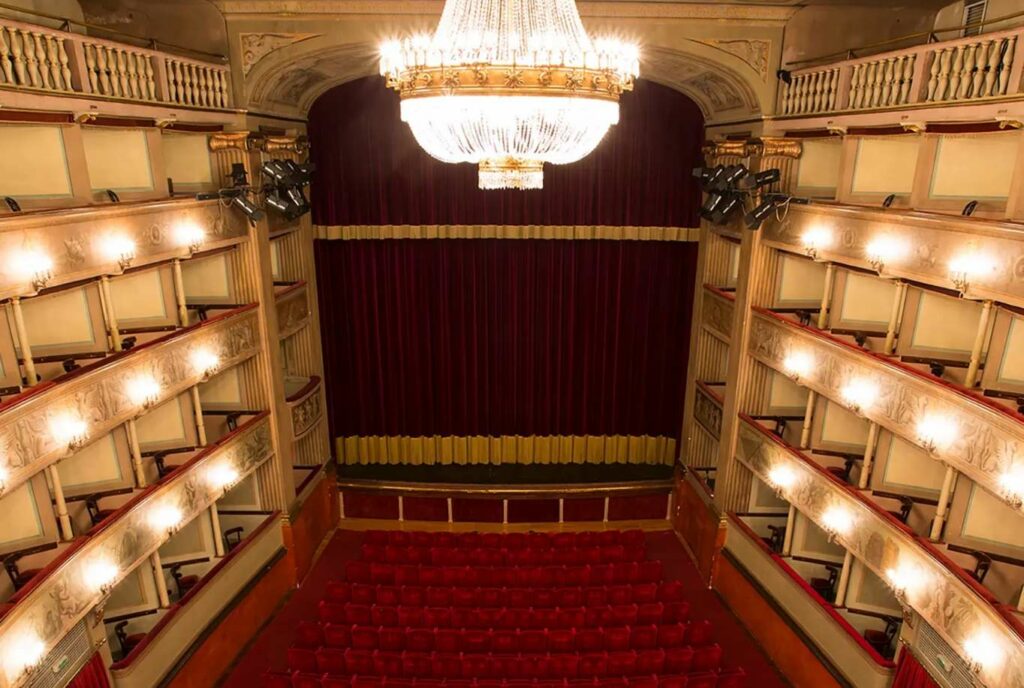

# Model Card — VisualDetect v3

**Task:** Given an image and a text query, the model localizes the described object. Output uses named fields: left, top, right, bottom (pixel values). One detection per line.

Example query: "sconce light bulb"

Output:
left=126, top=374, right=161, bottom=407
left=782, top=351, right=814, bottom=379
left=841, top=378, right=878, bottom=411
left=208, top=464, right=239, bottom=490
left=191, top=348, right=220, bottom=376
left=801, top=226, right=832, bottom=254
left=915, top=414, right=957, bottom=453
left=150, top=505, right=183, bottom=533
left=50, top=412, right=87, bottom=448
left=101, top=234, right=136, bottom=267
left=768, top=464, right=797, bottom=491
left=84, top=558, right=119, bottom=592
left=3, top=634, right=45, bottom=677
left=865, top=235, right=906, bottom=269
left=963, top=631, right=1002, bottom=672
left=175, top=222, right=206, bottom=252
left=821, top=505, right=854, bottom=536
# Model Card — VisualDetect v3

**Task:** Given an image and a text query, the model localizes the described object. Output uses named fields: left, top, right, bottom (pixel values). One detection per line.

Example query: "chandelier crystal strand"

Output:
left=380, top=0, right=639, bottom=189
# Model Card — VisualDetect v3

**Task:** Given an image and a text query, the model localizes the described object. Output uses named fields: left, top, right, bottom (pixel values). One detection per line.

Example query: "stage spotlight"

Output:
left=228, top=163, right=249, bottom=188
left=704, top=165, right=726, bottom=191
left=265, top=191, right=291, bottom=215
left=716, top=164, right=749, bottom=191
left=710, top=193, right=743, bottom=225
left=260, top=160, right=290, bottom=184
left=699, top=192, right=726, bottom=221
left=692, top=167, right=713, bottom=188
left=745, top=197, right=777, bottom=229
left=739, top=168, right=781, bottom=190
left=232, top=194, right=265, bottom=223
left=281, top=160, right=313, bottom=186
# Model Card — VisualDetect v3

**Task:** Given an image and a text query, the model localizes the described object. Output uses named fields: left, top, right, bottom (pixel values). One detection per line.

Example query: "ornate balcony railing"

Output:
left=735, top=416, right=1024, bottom=688
left=761, top=203, right=1024, bottom=308
left=779, top=26, right=1023, bottom=117
left=0, top=18, right=232, bottom=109
left=0, top=414, right=272, bottom=688
left=276, top=281, right=311, bottom=339
left=748, top=306, right=1024, bottom=516
left=702, top=284, right=735, bottom=343
left=286, top=375, right=323, bottom=442
left=0, top=305, right=260, bottom=497
left=0, top=198, right=250, bottom=301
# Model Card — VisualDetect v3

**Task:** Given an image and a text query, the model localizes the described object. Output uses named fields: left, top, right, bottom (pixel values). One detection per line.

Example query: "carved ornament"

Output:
left=290, top=380, right=324, bottom=440
left=240, top=32, right=322, bottom=75
left=701, top=286, right=735, bottom=342
left=693, top=383, right=723, bottom=440
left=276, top=282, right=311, bottom=339
left=696, top=39, right=770, bottom=79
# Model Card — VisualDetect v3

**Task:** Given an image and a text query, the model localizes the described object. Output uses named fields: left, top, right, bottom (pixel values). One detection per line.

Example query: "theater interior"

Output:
left=1, top=1, right=1024, bottom=687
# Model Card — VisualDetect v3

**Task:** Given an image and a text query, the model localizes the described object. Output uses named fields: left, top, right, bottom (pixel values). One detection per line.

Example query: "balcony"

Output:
left=0, top=16, right=233, bottom=116
left=776, top=26, right=1024, bottom=126
left=276, top=281, right=311, bottom=340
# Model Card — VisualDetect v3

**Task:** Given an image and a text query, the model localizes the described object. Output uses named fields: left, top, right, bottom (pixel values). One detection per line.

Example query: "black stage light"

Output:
left=692, top=167, right=713, bottom=189
left=281, top=160, right=312, bottom=186
left=717, top=164, right=749, bottom=190
left=705, top=165, right=726, bottom=191
left=232, top=194, right=265, bottom=223
left=699, top=192, right=725, bottom=220
left=260, top=160, right=290, bottom=184
left=739, top=168, right=781, bottom=190
left=710, top=193, right=743, bottom=225
left=229, top=163, right=250, bottom=187
left=265, top=191, right=291, bottom=215
left=745, top=197, right=777, bottom=229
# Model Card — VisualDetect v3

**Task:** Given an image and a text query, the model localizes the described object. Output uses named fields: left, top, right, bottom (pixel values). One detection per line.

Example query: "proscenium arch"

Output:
left=242, top=33, right=770, bottom=123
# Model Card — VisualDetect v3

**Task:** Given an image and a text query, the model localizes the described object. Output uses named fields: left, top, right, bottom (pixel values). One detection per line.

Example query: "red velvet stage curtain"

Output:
left=315, top=239, right=696, bottom=441
left=307, top=76, right=704, bottom=228
left=67, top=652, right=111, bottom=688
left=892, top=651, right=939, bottom=688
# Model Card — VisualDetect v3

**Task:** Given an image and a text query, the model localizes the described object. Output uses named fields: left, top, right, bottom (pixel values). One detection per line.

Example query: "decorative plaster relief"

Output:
left=276, top=282, right=311, bottom=339
left=697, top=39, right=770, bottom=80
left=702, top=285, right=735, bottom=342
left=240, top=32, right=322, bottom=75
left=0, top=307, right=260, bottom=497
left=694, top=383, right=724, bottom=440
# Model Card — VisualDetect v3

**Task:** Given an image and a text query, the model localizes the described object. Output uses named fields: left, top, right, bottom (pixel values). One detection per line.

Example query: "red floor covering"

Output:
left=218, top=530, right=787, bottom=688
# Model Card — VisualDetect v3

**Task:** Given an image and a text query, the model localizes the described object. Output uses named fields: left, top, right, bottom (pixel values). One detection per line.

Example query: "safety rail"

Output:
left=779, top=26, right=1023, bottom=116
left=0, top=17, right=232, bottom=108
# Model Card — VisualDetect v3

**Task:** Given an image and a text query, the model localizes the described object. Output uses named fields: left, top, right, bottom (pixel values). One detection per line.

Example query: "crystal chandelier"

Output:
left=379, top=0, right=640, bottom=190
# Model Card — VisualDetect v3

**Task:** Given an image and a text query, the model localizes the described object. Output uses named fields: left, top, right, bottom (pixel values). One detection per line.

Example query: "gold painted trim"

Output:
left=209, top=131, right=254, bottom=151
left=387, top=66, right=632, bottom=101
left=0, top=415, right=273, bottom=688
left=336, top=434, right=676, bottom=466
left=0, top=307, right=261, bottom=497
left=735, top=417, right=1024, bottom=688
left=314, top=225, right=699, bottom=241
left=337, top=477, right=673, bottom=498
left=756, top=136, right=802, bottom=158
left=337, top=518, right=673, bottom=532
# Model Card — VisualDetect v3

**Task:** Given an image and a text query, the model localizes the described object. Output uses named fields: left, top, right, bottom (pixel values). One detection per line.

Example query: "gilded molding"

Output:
left=0, top=307, right=261, bottom=498
left=209, top=131, right=255, bottom=151
left=711, top=140, right=755, bottom=158
left=258, top=135, right=310, bottom=154
left=0, top=200, right=249, bottom=301
left=755, top=136, right=802, bottom=158
left=314, top=225, right=699, bottom=242
left=748, top=308, right=1024, bottom=512
left=701, top=285, right=734, bottom=342
left=735, top=418, right=1024, bottom=688
left=693, top=383, right=723, bottom=440
left=761, top=204, right=1024, bottom=308
left=289, top=378, right=323, bottom=440
left=276, top=282, right=311, bottom=339
left=0, top=415, right=273, bottom=688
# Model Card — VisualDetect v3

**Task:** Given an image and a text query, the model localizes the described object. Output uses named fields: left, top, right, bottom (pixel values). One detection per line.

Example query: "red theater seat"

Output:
left=293, top=674, right=322, bottom=688
left=295, top=621, right=324, bottom=648
left=658, top=676, right=688, bottom=688
left=262, top=671, right=292, bottom=688
left=692, top=645, right=722, bottom=672
left=287, top=647, right=317, bottom=673
left=316, top=648, right=347, bottom=674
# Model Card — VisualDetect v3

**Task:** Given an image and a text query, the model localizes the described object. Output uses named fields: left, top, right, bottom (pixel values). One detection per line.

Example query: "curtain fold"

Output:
left=892, top=650, right=939, bottom=688
left=67, top=652, right=111, bottom=688
left=307, top=77, right=704, bottom=228
left=316, top=239, right=696, bottom=459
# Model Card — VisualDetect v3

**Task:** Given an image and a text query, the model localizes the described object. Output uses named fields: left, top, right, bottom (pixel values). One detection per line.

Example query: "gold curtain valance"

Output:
left=314, top=225, right=699, bottom=241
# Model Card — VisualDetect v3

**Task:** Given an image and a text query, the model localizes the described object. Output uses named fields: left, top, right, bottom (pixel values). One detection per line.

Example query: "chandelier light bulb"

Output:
left=175, top=222, right=205, bottom=253
left=767, top=464, right=798, bottom=491
left=782, top=351, right=813, bottom=380
left=840, top=378, right=878, bottom=412
left=126, top=374, right=161, bottom=409
left=916, top=414, right=957, bottom=454
left=101, top=234, right=136, bottom=270
left=84, top=558, right=119, bottom=593
left=865, top=235, right=906, bottom=272
left=820, top=505, right=854, bottom=537
left=379, top=0, right=640, bottom=189
left=150, top=505, right=183, bottom=533
left=50, top=412, right=88, bottom=450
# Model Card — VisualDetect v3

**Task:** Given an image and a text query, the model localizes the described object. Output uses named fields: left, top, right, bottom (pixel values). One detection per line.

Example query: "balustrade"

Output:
left=0, top=16, right=230, bottom=109
left=779, top=26, right=1024, bottom=116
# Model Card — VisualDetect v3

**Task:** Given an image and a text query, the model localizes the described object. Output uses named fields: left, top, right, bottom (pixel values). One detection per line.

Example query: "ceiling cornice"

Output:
left=212, top=1, right=798, bottom=23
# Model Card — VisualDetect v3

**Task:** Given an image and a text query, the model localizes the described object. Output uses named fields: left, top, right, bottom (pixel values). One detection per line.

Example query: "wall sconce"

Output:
left=801, top=226, right=832, bottom=260
left=998, top=463, right=1024, bottom=509
left=885, top=562, right=926, bottom=604
left=191, top=347, right=220, bottom=380
left=149, top=505, right=183, bottom=535
left=963, top=631, right=1002, bottom=675
left=84, top=558, right=119, bottom=595
left=175, top=222, right=206, bottom=254
left=208, top=464, right=240, bottom=492
left=12, top=249, right=54, bottom=291
left=915, top=414, right=957, bottom=454
left=840, top=378, right=878, bottom=414
left=782, top=351, right=814, bottom=381
left=820, top=505, right=854, bottom=540
left=50, top=412, right=88, bottom=452
left=101, top=234, right=137, bottom=271
left=0, top=463, right=7, bottom=496
left=949, top=251, right=995, bottom=295
left=2, top=633, right=46, bottom=680
left=865, top=235, right=906, bottom=274
left=126, top=374, right=161, bottom=410
left=767, top=464, right=798, bottom=496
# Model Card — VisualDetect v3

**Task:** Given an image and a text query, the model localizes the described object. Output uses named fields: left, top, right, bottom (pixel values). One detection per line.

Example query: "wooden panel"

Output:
left=851, top=137, right=919, bottom=195
left=286, top=472, right=336, bottom=583
left=0, top=125, right=72, bottom=198
left=795, top=137, right=842, bottom=197
left=81, top=127, right=154, bottom=191
left=930, top=133, right=1017, bottom=200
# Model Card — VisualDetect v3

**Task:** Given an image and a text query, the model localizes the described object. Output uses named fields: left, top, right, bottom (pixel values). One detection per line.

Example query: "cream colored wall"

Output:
left=934, top=0, right=1021, bottom=34
left=81, top=127, right=155, bottom=192
left=0, top=125, right=73, bottom=198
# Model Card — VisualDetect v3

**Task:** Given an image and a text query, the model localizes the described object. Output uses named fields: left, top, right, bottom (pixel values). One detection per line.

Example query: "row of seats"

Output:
left=295, top=622, right=713, bottom=652
left=286, top=647, right=725, bottom=678
left=362, top=531, right=647, bottom=550
left=344, top=563, right=664, bottom=587
left=318, top=603, right=690, bottom=629
left=265, top=671, right=745, bottom=688
left=359, top=546, right=647, bottom=566
left=324, top=582, right=686, bottom=608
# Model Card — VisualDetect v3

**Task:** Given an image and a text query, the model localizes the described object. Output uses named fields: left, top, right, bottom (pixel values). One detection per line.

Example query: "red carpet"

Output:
left=222, top=532, right=782, bottom=688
